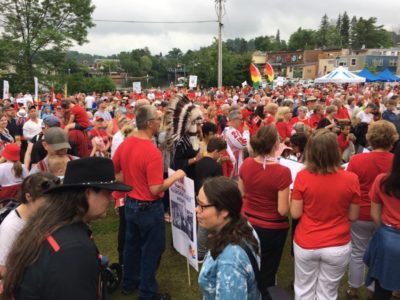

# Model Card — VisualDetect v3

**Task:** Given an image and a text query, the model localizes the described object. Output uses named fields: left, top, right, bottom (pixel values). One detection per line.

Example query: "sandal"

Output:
left=346, top=288, right=359, bottom=300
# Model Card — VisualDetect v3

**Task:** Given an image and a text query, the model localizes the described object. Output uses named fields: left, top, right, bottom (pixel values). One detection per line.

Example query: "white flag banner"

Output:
left=242, top=80, right=248, bottom=87
left=168, top=168, right=198, bottom=271
left=132, top=82, right=141, bottom=93
left=3, top=80, right=9, bottom=99
left=34, top=77, right=39, bottom=102
left=189, top=75, right=198, bottom=88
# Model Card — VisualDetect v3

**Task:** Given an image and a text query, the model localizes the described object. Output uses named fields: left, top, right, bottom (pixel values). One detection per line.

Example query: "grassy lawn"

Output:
left=92, top=208, right=379, bottom=300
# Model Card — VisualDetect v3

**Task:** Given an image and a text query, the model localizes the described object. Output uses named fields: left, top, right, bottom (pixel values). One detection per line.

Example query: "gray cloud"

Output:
left=72, top=0, right=400, bottom=55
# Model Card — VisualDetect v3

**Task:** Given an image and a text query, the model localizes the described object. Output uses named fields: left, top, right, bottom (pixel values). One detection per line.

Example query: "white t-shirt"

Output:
left=111, top=131, right=124, bottom=158
left=0, top=209, right=25, bottom=265
left=23, top=119, right=43, bottom=141
left=0, top=162, right=28, bottom=187
left=356, top=110, right=374, bottom=124
left=85, top=96, right=95, bottom=109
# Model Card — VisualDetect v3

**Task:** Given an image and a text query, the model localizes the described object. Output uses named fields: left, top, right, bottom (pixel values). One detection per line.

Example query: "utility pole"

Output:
left=216, top=0, right=224, bottom=88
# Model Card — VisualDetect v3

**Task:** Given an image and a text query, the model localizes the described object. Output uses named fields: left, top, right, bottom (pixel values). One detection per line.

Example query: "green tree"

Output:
left=350, top=16, right=358, bottom=49
left=341, top=12, right=350, bottom=47
left=288, top=28, right=318, bottom=50
left=254, top=36, right=271, bottom=52
left=318, top=14, right=329, bottom=47
left=352, top=17, right=393, bottom=49
left=1, top=0, right=95, bottom=90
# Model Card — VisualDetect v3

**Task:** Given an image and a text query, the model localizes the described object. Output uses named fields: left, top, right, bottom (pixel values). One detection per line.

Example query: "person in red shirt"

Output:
left=89, top=116, right=110, bottom=157
left=364, top=143, right=400, bottom=300
left=113, top=105, right=185, bottom=299
left=291, top=129, right=360, bottom=300
left=290, top=106, right=309, bottom=127
left=239, top=125, right=291, bottom=295
left=332, top=98, right=351, bottom=121
left=346, top=120, right=398, bottom=299
left=275, top=106, right=293, bottom=143
left=337, top=123, right=356, bottom=163
left=308, top=104, right=324, bottom=130
left=264, top=103, right=278, bottom=125
left=61, top=99, right=90, bottom=132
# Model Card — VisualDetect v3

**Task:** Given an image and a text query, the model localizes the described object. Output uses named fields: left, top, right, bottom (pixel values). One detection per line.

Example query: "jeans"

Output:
left=117, top=205, right=126, bottom=265
left=122, top=197, right=166, bottom=300
left=348, top=220, right=376, bottom=289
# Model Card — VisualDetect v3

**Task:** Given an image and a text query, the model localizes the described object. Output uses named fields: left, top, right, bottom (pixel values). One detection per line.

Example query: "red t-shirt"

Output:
left=336, top=106, right=350, bottom=120
left=292, top=169, right=361, bottom=249
left=71, top=105, right=90, bottom=128
left=308, top=114, right=322, bottom=129
left=89, top=128, right=109, bottom=145
left=347, top=152, right=393, bottom=221
left=369, top=173, right=400, bottom=229
left=337, top=133, right=349, bottom=152
left=290, top=117, right=309, bottom=126
left=240, top=158, right=292, bottom=229
left=67, top=130, right=90, bottom=157
left=275, top=121, right=293, bottom=140
left=113, top=136, right=164, bottom=200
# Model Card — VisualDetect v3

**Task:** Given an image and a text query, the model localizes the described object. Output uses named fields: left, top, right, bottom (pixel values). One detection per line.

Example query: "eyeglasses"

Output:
left=196, top=197, right=215, bottom=212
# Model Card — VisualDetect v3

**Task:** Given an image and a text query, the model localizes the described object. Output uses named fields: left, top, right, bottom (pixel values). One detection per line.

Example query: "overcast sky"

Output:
left=72, top=0, right=400, bottom=56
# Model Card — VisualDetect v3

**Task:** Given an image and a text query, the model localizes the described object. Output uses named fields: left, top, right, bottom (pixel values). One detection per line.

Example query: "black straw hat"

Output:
left=45, top=157, right=131, bottom=193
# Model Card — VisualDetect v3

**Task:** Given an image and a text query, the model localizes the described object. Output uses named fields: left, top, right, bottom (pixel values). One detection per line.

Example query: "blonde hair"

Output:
left=265, top=103, right=278, bottom=114
left=121, top=123, right=135, bottom=139
left=366, top=120, right=399, bottom=150
left=276, top=106, right=291, bottom=122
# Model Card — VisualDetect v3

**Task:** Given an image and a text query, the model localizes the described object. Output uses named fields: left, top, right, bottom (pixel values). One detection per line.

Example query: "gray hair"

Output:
left=229, top=109, right=242, bottom=120
left=135, top=105, right=157, bottom=130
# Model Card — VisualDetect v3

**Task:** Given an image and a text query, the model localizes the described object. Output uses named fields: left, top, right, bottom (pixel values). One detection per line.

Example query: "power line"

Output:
left=93, top=19, right=217, bottom=24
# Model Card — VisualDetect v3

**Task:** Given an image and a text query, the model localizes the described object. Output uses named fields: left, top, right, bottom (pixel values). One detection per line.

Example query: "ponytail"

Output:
left=12, top=161, right=23, bottom=178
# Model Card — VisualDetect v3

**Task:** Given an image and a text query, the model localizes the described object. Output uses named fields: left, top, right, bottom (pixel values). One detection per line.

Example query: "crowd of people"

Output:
left=0, top=81, right=399, bottom=300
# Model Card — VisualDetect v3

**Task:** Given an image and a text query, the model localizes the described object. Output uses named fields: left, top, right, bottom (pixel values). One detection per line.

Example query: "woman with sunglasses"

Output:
left=197, top=176, right=261, bottom=300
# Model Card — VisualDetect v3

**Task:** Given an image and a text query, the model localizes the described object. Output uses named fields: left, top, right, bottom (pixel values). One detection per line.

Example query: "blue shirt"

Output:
left=199, top=243, right=261, bottom=300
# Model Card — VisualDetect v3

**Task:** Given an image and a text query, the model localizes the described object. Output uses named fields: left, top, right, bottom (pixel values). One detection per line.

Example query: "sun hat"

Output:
left=44, top=127, right=71, bottom=151
left=44, top=157, right=132, bottom=193
left=2, top=143, right=20, bottom=161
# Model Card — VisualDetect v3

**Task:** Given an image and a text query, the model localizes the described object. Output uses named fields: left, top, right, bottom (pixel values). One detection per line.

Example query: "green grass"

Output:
left=92, top=208, right=384, bottom=300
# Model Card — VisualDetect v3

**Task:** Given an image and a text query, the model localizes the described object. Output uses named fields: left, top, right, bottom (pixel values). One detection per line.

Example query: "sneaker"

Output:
left=151, top=293, right=171, bottom=300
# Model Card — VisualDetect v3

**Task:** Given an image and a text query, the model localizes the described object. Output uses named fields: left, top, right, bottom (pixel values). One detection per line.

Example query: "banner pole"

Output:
left=186, top=257, right=191, bottom=286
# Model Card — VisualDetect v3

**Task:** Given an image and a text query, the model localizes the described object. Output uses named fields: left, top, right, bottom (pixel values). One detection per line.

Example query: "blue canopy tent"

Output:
left=377, top=69, right=400, bottom=82
left=357, top=68, right=380, bottom=82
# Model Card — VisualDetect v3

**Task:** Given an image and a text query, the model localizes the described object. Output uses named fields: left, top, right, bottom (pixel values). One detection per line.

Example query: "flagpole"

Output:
left=216, top=0, right=224, bottom=88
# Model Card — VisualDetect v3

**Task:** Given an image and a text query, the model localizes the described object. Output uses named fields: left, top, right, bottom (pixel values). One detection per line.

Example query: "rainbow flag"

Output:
left=250, top=64, right=262, bottom=86
left=265, top=63, right=274, bottom=82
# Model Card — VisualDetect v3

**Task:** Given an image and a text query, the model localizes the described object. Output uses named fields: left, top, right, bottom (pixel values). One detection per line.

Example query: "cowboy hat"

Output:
left=44, top=157, right=131, bottom=193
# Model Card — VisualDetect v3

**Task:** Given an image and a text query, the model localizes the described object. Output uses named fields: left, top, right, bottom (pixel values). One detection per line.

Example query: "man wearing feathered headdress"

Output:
left=164, top=94, right=203, bottom=180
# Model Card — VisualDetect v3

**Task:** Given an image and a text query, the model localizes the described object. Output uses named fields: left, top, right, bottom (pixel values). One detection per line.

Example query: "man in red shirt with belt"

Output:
left=113, top=104, right=185, bottom=300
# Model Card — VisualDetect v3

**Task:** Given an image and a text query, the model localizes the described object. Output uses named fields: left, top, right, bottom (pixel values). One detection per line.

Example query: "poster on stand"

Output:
left=168, top=168, right=198, bottom=272
left=132, top=82, right=141, bottom=93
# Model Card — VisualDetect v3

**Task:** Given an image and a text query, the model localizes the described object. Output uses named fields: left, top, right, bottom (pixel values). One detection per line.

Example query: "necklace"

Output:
left=255, top=155, right=278, bottom=170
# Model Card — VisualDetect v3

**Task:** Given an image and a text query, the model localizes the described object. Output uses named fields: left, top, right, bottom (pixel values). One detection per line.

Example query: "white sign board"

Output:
left=132, top=82, right=141, bottom=93
left=3, top=80, right=9, bottom=99
left=279, top=158, right=304, bottom=189
left=189, top=75, right=198, bottom=88
left=168, top=168, right=198, bottom=271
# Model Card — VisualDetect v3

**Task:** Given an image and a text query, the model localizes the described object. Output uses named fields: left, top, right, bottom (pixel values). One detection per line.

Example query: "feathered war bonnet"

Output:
left=164, top=93, right=203, bottom=151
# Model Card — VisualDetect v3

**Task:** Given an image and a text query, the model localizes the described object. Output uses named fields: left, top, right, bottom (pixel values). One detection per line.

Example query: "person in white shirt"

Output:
left=85, top=92, right=96, bottom=111
left=356, top=103, right=377, bottom=125
left=22, top=106, right=42, bottom=141
left=223, top=109, right=249, bottom=179
left=0, top=173, right=60, bottom=279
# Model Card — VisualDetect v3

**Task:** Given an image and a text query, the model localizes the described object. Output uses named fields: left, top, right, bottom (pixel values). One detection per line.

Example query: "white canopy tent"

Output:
left=315, top=66, right=366, bottom=84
